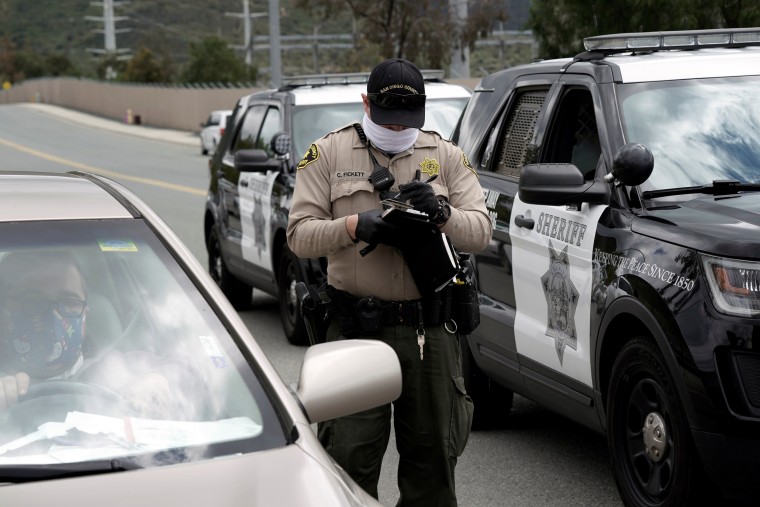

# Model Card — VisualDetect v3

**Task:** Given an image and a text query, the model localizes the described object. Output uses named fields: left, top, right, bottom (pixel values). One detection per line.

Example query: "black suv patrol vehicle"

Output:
left=452, top=28, right=760, bottom=506
left=204, top=73, right=471, bottom=345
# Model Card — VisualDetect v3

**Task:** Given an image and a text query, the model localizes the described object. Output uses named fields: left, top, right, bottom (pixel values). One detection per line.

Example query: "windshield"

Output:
left=618, top=76, right=760, bottom=194
left=292, top=97, right=469, bottom=157
left=0, top=219, right=285, bottom=472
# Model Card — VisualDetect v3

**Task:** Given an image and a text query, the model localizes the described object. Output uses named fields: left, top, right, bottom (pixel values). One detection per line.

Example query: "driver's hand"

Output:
left=0, top=372, right=30, bottom=409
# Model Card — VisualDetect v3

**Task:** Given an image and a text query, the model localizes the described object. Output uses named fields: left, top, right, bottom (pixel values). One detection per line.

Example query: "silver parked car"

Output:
left=200, top=109, right=232, bottom=155
left=0, top=171, right=401, bottom=506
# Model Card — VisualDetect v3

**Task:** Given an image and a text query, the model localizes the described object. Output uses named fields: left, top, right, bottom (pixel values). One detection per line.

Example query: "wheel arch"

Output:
left=595, top=295, right=696, bottom=430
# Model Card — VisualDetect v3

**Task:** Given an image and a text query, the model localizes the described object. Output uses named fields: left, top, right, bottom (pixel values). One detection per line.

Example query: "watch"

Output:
left=432, top=199, right=451, bottom=225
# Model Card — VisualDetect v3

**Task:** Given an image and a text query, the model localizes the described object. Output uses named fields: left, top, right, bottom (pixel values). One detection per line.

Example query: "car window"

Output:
left=424, top=98, right=470, bottom=139
left=491, top=88, right=549, bottom=177
left=543, top=88, right=601, bottom=179
left=292, top=103, right=364, bottom=158
left=0, top=219, right=286, bottom=468
left=258, top=107, right=282, bottom=157
left=618, top=75, right=760, bottom=192
left=233, top=105, right=267, bottom=153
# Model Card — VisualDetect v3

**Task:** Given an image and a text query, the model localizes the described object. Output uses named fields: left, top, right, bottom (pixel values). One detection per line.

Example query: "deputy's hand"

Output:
left=397, top=179, right=439, bottom=216
left=354, top=209, right=406, bottom=248
left=0, top=372, right=30, bottom=410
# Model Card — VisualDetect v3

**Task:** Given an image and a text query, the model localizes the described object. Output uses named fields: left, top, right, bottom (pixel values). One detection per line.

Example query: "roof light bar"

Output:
left=281, top=69, right=446, bottom=88
left=584, top=27, right=760, bottom=54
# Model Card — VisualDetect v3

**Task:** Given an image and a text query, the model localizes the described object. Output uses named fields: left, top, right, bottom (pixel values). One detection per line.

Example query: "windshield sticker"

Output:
left=593, top=249, right=695, bottom=291
left=98, top=239, right=138, bottom=252
left=199, top=335, right=229, bottom=368
left=541, top=242, right=579, bottom=365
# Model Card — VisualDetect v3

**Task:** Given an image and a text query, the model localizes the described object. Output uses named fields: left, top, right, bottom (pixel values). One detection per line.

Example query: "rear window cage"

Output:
left=494, top=90, right=547, bottom=178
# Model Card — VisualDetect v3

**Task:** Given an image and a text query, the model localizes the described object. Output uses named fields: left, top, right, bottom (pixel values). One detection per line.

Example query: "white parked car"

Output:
left=200, top=110, right=232, bottom=155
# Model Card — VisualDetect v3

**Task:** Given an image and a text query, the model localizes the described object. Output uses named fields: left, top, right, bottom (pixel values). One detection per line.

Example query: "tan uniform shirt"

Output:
left=286, top=124, right=492, bottom=301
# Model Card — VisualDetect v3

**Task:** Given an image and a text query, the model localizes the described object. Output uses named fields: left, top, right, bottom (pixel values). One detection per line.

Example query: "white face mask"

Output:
left=362, top=114, right=419, bottom=153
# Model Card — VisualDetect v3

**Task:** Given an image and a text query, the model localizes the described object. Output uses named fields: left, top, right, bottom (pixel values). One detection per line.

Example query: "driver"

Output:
left=0, top=249, right=185, bottom=414
left=0, top=250, right=87, bottom=409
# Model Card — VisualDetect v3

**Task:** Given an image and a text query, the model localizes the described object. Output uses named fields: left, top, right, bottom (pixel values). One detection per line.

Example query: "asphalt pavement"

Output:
left=18, top=103, right=199, bottom=147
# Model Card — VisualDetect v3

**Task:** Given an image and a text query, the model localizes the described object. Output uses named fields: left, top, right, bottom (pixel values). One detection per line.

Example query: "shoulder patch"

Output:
left=462, top=152, right=477, bottom=177
left=297, top=143, right=320, bottom=170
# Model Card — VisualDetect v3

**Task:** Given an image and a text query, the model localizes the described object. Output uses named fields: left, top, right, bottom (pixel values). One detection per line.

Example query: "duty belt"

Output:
left=328, top=286, right=448, bottom=328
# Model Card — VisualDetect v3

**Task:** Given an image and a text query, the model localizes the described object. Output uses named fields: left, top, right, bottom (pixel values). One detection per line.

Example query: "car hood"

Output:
left=635, top=193, right=760, bottom=258
left=0, top=437, right=382, bottom=507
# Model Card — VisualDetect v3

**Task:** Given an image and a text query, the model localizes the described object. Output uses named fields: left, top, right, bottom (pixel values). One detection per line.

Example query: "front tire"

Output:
left=607, top=337, right=709, bottom=506
left=278, top=246, right=309, bottom=346
left=207, top=228, right=252, bottom=310
left=462, top=337, right=513, bottom=430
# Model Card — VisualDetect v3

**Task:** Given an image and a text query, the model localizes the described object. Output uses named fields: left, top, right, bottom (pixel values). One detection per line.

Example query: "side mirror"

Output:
left=297, top=339, right=402, bottom=423
left=270, top=131, right=292, bottom=158
left=607, top=143, right=654, bottom=186
left=234, top=149, right=270, bottom=172
left=518, top=162, right=609, bottom=205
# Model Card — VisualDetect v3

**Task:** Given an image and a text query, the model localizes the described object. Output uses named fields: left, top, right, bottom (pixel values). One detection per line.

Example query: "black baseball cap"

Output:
left=367, top=58, right=426, bottom=129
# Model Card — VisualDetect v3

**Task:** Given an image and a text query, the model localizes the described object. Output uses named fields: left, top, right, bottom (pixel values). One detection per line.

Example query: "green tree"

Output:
left=0, top=37, right=16, bottom=83
left=123, top=46, right=172, bottom=82
left=182, top=36, right=253, bottom=83
left=46, top=54, right=78, bottom=77
left=528, top=0, right=760, bottom=59
left=293, top=0, right=506, bottom=70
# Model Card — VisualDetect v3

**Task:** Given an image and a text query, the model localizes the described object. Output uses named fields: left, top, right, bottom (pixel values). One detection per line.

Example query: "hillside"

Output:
left=0, top=0, right=534, bottom=81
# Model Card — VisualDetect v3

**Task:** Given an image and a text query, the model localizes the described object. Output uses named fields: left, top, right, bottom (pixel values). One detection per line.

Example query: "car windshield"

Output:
left=292, top=97, right=469, bottom=157
left=0, top=219, right=285, bottom=471
left=617, top=75, right=760, bottom=194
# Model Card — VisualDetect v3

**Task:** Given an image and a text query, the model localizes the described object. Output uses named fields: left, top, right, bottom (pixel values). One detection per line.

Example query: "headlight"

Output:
left=701, top=253, right=760, bottom=317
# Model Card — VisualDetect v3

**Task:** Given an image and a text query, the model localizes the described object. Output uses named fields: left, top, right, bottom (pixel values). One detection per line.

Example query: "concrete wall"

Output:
left=0, top=77, right=481, bottom=133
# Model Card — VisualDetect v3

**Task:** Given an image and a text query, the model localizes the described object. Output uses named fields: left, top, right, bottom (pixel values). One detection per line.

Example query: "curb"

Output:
left=17, top=103, right=200, bottom=147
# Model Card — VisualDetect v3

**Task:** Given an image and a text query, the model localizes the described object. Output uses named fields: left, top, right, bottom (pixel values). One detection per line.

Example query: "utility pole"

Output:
left=86, top=0, right=131, bottom=78
left=225, top=0, right=267, bottom=67
left=448, top=0, right=470, bottom=78
left=268, top=0, right=282, bottom=86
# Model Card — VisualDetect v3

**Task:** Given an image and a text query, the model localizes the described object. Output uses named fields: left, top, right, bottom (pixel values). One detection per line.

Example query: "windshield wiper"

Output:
left=642, top=179, right=760, bottom=199
left=0, top=458, right=143, bottom=484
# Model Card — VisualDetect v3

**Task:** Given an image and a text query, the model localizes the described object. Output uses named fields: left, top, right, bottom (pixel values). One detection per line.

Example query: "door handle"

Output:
left=514, top=215, right=534, bottom=230
left=240, top=180, right=248, bottom=187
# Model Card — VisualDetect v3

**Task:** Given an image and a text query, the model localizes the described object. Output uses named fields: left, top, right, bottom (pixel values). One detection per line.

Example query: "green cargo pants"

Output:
left=318, top=322, right=474, bottom=507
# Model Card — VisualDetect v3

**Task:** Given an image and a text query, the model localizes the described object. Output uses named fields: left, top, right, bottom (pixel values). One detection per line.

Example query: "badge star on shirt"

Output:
left=419, top=157, right=440, bottom=177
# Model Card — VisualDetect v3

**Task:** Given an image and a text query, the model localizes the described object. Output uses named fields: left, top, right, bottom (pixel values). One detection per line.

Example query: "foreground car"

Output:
left=452, top=28, right=760, bottom=505
left=0, top=171, right=401, bottom=506
left=204, top=72, right=472, bottom=345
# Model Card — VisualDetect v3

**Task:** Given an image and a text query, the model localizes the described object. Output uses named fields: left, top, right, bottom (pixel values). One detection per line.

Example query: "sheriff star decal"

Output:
left=419, top=157, right=440, bottom=177
left=541, top=241, right=578, bottom=365
left=297, top=143, right=319, bottom=170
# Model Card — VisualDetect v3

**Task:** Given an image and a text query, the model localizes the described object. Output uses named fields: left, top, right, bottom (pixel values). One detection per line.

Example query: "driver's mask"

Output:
left=0, top=297, right=87, bottom=380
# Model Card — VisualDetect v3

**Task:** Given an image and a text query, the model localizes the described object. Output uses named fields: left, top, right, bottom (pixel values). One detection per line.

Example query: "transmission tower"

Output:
left=86, top=0, right=132, bottom=77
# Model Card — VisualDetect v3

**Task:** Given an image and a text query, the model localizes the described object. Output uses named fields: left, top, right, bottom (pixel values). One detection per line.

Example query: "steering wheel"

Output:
left=26, top=380, right=125, bottom=403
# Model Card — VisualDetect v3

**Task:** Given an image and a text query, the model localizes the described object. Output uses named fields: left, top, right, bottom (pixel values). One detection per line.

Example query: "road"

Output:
left=0, top=103, right=622, bottom=507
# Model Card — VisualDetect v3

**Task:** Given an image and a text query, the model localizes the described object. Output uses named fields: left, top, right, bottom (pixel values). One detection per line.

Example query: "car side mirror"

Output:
left=234, top=149, right=270, bottom=172
left=518, top=162, right=610, bottom=205
left=606, top=143, right=654, bottom=186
